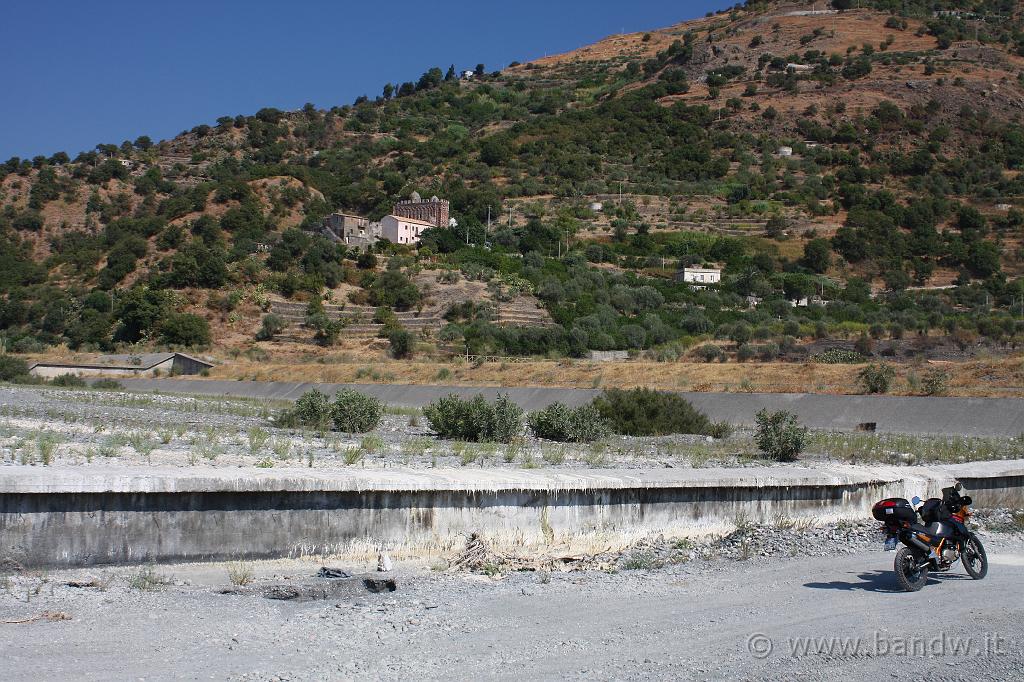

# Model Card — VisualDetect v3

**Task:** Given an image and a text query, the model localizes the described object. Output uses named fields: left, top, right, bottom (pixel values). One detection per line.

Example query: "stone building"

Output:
left=321, top=212, right=382, bottom=250
left=393, top=191, right=449, bottom=229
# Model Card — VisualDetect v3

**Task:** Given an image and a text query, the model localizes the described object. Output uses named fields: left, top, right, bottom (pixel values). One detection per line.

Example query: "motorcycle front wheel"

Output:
left=962, top=535, right=988, bottom=580
left=895, top=546, right=929, bottom=592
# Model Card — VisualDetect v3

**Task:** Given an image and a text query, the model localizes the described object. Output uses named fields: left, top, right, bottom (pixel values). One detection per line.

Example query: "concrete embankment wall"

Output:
left=2, top=461, right=1021, bottom=568
left=111, top=378, right=1024, bottom=437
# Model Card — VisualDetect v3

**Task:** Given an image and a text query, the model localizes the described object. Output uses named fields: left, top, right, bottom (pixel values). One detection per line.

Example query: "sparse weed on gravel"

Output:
left=247, top=426, right=270, bottom=454
left=360, top=434, right=384, bottom=455
left=128, top=566, right=171, bottom=591
left=520, top=451, right=540, bottom=469
left=127, top=432, right=155, bottom=460
left=271, top=437, right=291, bottom=460
left=190, top=432, right=221, bottom=462
left=622, top=551, right=659, bottom=570
left=807, top=431, right=1024, bottom=465
left=453, top=441, right=475, bottom=466
left=401, top=437, right=431, bottom=464
left=36, top=432, right=61, bottom=465
left=541, top=444, right=567, bottom=465
left=343, top=447, right=364, bottom=466
left=733, top=511, right=753, bottom=534
left=583, top=442, right=610, bottom=467
left=226, top=563, right=254, bottom=586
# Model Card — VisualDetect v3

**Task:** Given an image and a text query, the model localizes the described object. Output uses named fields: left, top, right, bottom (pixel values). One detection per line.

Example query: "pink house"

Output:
left=381, top=214, right=435, bottom=245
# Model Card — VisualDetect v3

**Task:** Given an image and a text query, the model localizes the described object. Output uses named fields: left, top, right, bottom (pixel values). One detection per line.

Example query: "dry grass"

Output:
left=198, top=355, right=1024, bottom=398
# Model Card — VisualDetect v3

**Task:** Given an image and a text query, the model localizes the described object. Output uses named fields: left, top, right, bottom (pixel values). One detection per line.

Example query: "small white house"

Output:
left=589, top=201, right=604, bottom=213
left=777, top=146, right=793, bottom=157
left=682, top=267, right=721, bottom=287
left=381, top=215, right=435, bottom=245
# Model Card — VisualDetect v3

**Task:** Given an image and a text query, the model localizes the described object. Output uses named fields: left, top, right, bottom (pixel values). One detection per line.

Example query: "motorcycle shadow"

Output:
left=803, top=570, right=936, bottom=593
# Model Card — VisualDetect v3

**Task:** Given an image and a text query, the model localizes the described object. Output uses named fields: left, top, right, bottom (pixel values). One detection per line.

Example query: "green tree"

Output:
left=159, top=312, right=211, bottom=347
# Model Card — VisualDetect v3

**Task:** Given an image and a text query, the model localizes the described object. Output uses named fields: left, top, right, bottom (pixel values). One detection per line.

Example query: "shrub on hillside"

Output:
left=0, top=355, right=30, bottom=382
left=528, top=402, right=610, bottom=443
left=859, top=363, right=895, bottom=394
left=754, top=409, right=807, bottom=462
left=159, top=313, right=211, bottom=347
left=693, top=344, right=725, bottom=363
left=810, top=348, right=865, bottom=364
left=255, top=314, right=286, bottom=341
left=331, top=389, right=384, bottom=433
left=592, top=388, right=711, bottom=436
left=424, top=393, right=523, bottom=443
left=922, top=368, right=950, bottom=396
left=388, top=327, right=413, bottom=359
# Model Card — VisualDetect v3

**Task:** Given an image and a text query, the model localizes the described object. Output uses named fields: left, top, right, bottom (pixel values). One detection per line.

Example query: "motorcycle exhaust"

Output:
left=905, top=533, right=933, bottom=556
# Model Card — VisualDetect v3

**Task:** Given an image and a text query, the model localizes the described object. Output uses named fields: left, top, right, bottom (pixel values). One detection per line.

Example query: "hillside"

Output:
left=2, top=0, right=1024, bottom=373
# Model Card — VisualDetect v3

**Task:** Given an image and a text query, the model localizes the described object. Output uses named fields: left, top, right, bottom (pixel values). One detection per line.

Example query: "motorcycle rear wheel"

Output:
left=895, top=546, right=929, bottom=592
left=962, top=535, right=988, bottom=580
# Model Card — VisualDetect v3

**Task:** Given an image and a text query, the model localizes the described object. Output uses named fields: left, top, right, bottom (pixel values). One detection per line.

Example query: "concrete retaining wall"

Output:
left=109, top=378, right=1024, bottom=437
left=2, top=461, right=1021, bottom=568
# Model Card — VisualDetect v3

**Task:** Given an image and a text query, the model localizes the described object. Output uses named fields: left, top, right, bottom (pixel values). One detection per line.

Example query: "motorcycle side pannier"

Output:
left=919, top=498, right=948, bottom=523
left=872, top=498, right=916, bottom=525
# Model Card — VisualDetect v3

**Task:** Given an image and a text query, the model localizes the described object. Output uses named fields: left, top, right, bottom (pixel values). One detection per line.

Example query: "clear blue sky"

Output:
left=2, top=0, right=733, bottom=161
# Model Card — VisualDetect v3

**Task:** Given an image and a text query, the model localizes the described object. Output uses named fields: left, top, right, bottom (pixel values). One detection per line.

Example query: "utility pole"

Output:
left=508, top=206, right=513, bottom=228
left=486, top=205, right=491, bottom=243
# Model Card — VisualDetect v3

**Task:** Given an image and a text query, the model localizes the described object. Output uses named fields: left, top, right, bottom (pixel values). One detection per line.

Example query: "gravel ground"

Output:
left=0, top=385, right=771, bottom=471
left=3, top=518, right=1022, bottom=681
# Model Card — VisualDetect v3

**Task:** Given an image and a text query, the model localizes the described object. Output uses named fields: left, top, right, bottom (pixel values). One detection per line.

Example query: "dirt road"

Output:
left=3, top=543, right=1021, bottom=681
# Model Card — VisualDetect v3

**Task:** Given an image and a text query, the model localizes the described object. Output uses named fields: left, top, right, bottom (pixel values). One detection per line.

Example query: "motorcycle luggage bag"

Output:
left=919, top=498, right=948, bottom=524
left=872, top=498, right=916, bottom=524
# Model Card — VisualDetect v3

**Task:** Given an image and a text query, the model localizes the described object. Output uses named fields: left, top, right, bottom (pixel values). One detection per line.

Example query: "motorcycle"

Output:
left=871, top=481, right=988, bottom=592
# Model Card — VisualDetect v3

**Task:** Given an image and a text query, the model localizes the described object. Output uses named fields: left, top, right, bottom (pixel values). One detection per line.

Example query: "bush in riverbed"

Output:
left=276, top=389, right=332, bottom=429
left=592, top=388, right=711, bottom=436
left=754, top=409, right=806, bottom=462
left=331, top=389, right=384, bottom=433
left=424, top=393, right=523, bottom=443
left=0, top=355, right=29, bottom=382
left=51, top=373, right=87, bottom=387
left=528, top=402, right=610, bottom=443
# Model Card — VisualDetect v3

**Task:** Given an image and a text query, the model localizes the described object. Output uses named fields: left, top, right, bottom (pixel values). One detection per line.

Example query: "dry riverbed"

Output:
left=1, top=385, right=1021, bottom=471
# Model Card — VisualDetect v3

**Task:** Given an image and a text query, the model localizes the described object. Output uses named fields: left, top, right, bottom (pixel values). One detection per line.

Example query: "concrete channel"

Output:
left=2, top=461, right=1021, bottom=567
left=111, top=378, right=1024, bottom=437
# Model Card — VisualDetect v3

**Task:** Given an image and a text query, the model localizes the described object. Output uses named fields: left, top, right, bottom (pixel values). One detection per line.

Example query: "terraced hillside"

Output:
left=2, top=0, right=1024, bottom=370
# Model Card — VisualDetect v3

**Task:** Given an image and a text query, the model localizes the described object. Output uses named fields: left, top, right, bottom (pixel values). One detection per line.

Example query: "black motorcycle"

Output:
left=872, top=482, right=988, bottom=592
